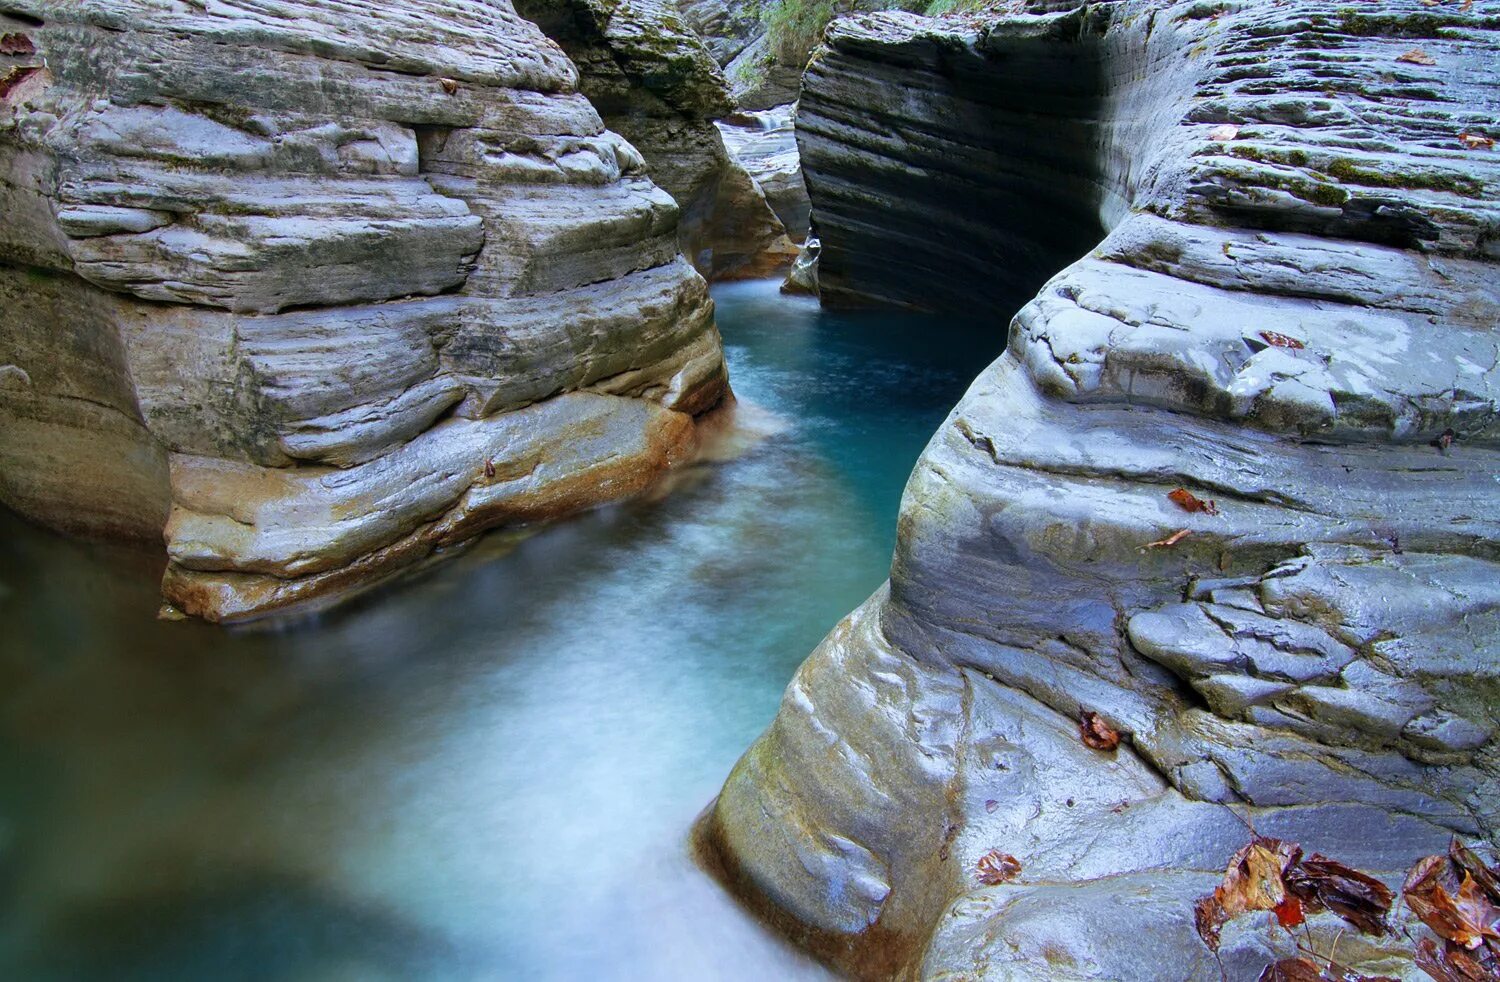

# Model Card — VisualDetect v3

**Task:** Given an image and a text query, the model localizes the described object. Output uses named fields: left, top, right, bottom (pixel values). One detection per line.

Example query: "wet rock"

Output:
left=709, top=2, right=1500, bottom=978
left=514, top=0, right=797, bottom=279
left=0, top=0, right=727, bottom=620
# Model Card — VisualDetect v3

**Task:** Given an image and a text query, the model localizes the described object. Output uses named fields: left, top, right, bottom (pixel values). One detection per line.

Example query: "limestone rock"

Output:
left=0, top=0, right=727, bottom=621
left=718, top=104, right=812, bottom=240
left=513, top=0, right=797, bottom=279
left=708, top=2, right=1500, bottom=978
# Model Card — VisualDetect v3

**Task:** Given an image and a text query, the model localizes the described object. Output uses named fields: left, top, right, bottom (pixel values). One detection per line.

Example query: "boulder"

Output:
left=708, top=2, right=1500, bottom=978
left=0, top=0, right=728, bottom=621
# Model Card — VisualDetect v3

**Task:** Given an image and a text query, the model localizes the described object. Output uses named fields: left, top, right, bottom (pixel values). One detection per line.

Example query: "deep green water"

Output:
left=0, top=279, right=1002, bottom=981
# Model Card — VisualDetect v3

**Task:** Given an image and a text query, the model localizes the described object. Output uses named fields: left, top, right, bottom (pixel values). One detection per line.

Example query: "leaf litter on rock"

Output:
left=1143, top=528, right=1193, bottom=550
left=1078, top=710, right=1122, bottom=751
left=1397, top=47, right=1438, bottom=66
left=1169, top=487, right=1220, bottom=516
left=975, top=849, right=1022, bottom=886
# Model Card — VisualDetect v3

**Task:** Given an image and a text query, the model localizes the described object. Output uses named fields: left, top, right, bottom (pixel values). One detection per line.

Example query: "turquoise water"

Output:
left=0, top=280, right=1002, bottom=981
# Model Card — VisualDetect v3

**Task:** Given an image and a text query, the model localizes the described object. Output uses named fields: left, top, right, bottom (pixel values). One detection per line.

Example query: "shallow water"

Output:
left=0, top=279, right=1003, bottom=981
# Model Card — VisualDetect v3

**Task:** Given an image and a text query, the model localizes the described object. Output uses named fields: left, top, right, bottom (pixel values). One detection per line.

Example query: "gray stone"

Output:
left=0, top=0, right=728, bottom=621
left=707, top=2, right=1500, bottom=978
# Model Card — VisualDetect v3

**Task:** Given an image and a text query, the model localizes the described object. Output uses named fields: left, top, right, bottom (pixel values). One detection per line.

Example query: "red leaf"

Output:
left=1260, top=330, right=1306, bottom=350
left=1284, top=854, right=1393, bottom=936
left=1168, top=487, right=1220, bottom=516
left=1274, top=894, right=1305, bottom=929
left=976, top=850, right=1021, bottom=886
left=1078, top=710, right=1122, bottom=751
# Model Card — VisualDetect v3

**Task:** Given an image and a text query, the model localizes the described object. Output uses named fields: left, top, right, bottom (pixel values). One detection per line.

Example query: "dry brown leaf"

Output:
left=1260, top=330, right=1306, bottom=350
left=1415, top=936, right=1492, bottom=982
left=1258, top=957, right=1324, bottom=982
left=1403, top=855, right=1500, bottom=950
left=984, top=799, right=999, bottom=814
left=1169, top=487, right=1220, bottom=516
left=1449, top=839, right=1500, bottom=903
left=1144, top=528, right=1192, bottom=549
left=484, top=458, right=496, bottom=478
left=0, top=32, right=35, bottom=55
left=1078, top=710, right=1122, bottom=751
left=439, top=77, right=460, bottom=94
left=976, top=850, right=1022, bottom=886
left=1397, top=48, right=1438, bottom=66
left=1459, top=132, right=1496, bottom=150
left=1194, top=838, right=1301, bottom=951
left=1285, top=853, right=1393, bottom=936
left=1209, top=123, right=1241, bottom=141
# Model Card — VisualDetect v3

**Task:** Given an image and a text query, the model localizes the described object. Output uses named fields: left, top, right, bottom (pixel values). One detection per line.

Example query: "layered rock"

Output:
left=0, top=0, right=728, bottom=622
left=709, top=2, right=1500, bottom=978
left=671, top=0, right=805, bottom=110
left=718, top=104, right=812, bottom=240
left=514, top=0, right=797, bottom=278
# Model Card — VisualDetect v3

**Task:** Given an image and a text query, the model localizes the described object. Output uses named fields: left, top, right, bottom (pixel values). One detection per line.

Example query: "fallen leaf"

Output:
left=1459, top=132, right=1496, bottom=150
left=1403, top=855, right=1500, bottom=950
left=1285, top=854, right=1393, bottom=936
left=484, top=458, right=496, bottom=478
left=1449, top=839, right=1500, bottom=903
left=1195, top=838, right=1301, bottom=951
left=1079, top=710, right=1122, bottom=751
left=1258, top=958, right=1323, bottom=982
left=1397, top=48, right=1437, bottom=66
left=1144, top=528, right=1192, bottom=550
left=1260, top=330, right=1306, bottom=350
left=439, top=77, right=460, bottom=94
left=0, top=32, right=34, bottom=55
left=976, top=850, right=1022, bottom=886
left=1433, top=428, right=1456, bottom=452
left=1415, top=936, right=1492, bottom=982
left=1169, top=487, right=1220, bottom=516
left=1209, top=124, right=1241, bottom=141
left=985, top=799, right=998, bottom=814
left=1274, top=894, right=1305, bottom=929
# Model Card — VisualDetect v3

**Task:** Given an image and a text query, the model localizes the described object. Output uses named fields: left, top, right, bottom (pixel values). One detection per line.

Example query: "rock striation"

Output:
left=718, top=104, right=812, bottom=240
left=709, top=2, right=1500, bottom=978
left=514, top=0, right=797, bottom=279
left=0, top=0, right=728, bottom=622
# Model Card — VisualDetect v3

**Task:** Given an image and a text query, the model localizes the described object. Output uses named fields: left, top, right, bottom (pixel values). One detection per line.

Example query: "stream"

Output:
left=0, top=279, right=1003, bottom=981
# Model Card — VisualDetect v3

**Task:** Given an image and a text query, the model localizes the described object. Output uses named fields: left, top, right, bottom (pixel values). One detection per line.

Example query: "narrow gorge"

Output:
left=707, top=2, right=1500, bottom=979
left=0, top=0, right=1497, bottom=980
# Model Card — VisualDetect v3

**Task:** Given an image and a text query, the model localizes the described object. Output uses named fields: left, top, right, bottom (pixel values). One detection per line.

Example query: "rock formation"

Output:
left=514, top=0, right=797, bottom=278
left=718, top=104, right=812, bottom=240
left=672, top=0, right=804, bottom=110
left=708, top=2, right=1500, bottom=978
left=0, top=0, right=728, bottom=622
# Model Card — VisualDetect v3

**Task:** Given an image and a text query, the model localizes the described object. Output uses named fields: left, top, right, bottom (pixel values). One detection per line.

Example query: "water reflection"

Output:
left=0, top=280, right=1004, bottom=981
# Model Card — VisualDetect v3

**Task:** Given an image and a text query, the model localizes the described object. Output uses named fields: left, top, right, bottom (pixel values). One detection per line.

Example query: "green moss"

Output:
left=1336, top=8, right=1451, bottom=38
left=1326, top=157, right=1483, bottom=198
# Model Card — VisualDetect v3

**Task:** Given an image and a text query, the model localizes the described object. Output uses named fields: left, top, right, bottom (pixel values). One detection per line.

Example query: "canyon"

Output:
left=706, top=1, right=1500, bottom=979
left=1, top=0, right=1497, bottom=979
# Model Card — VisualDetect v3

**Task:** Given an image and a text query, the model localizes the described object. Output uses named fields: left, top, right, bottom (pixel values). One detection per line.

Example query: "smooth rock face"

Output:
left=710, top=2, right=1500, bottom=978
left=717, top=104, right=812, bottom=240
left=0, top=0, right=727, bottom=621
left=514, top=0, right=798, bottom=279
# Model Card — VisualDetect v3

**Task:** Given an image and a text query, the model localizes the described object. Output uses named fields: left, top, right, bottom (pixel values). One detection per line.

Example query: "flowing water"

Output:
left=0, top=279, right=1003, bottom=981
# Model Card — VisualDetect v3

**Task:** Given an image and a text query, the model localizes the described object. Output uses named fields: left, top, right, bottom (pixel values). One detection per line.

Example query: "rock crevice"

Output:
left=709, top=2, right=1500, bottom=978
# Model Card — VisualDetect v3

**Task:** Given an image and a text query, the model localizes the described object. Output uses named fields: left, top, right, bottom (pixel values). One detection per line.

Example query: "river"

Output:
left=0, top=279, right=1002, bottom=981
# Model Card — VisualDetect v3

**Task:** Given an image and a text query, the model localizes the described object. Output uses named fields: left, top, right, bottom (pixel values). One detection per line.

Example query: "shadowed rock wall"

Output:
left=708, top=2, right=1500, bottom=978
left=0, top=0, right=728, bottom=622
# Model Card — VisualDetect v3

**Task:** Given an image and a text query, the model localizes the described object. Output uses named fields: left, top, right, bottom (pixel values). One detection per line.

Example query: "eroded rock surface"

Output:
left=709, top=2, right=1500, bottom=978
left=514, top=0, right=798, bottom=278
left=718, top=103, right=812, bottom=240
left=0, top=0, right=727, bottom=621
